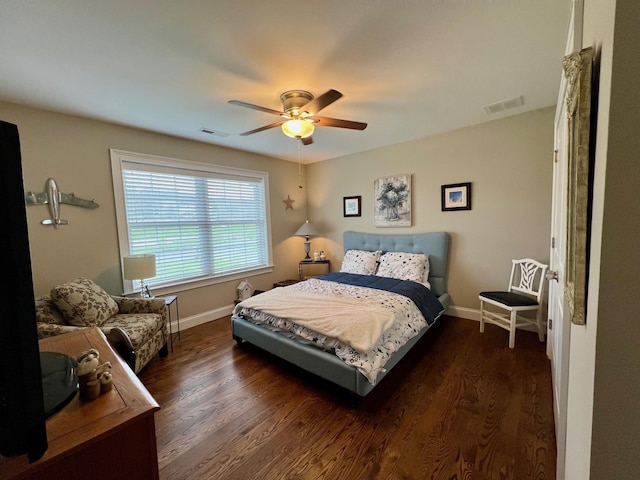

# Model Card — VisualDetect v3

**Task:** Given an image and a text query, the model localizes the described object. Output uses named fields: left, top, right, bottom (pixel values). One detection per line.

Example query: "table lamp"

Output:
left=294, top=220, right=318, bottom=262
left=123, top=254, right=156, bottom=298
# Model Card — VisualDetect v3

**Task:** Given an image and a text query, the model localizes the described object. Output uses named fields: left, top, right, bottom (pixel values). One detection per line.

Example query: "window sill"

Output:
left=147, top=265, right=275, bottom=297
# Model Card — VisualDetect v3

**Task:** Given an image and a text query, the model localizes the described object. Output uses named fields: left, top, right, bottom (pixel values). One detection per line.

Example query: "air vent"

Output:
left=483, top=95, right=525, bottom=115
left=198, top=128, right=230, bottom=137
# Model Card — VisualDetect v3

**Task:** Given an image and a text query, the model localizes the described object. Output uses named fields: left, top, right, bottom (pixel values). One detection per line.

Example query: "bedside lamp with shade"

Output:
left=294, top=220, right=318, bottom=262
left=123, top=254, right=156, bottom=298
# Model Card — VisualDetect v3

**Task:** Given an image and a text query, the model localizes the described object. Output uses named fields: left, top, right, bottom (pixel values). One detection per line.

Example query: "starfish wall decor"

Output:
left=283, top=195, right=295, bottom=210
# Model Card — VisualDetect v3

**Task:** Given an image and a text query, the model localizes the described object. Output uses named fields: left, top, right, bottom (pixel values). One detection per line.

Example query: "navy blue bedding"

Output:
left=316, top=272, right=445, bottom=326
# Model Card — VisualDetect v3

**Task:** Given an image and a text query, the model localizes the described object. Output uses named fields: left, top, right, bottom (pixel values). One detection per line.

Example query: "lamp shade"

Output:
left=294, top=220, right=318, bottom=238
left=123, top=254, right=156, bottom=280
left=282, top=119, right=314, bottom=139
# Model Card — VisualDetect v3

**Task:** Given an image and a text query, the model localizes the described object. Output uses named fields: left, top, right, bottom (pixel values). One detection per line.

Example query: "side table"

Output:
left=298, top=260, right=331, bottom=280
left=164, top=295, right=180, bottom=351
left=273, top=279, right=300, bottom=288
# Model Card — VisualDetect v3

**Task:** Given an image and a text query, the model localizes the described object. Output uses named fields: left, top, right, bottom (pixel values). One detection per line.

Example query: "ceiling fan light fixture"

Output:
left=282, top=119, right=314, bottom=139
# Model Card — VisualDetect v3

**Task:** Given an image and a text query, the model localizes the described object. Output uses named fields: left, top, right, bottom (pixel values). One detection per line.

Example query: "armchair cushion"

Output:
left=50, top=277, right=119, bottom=327
left=103, top=312, right=165, bottom=350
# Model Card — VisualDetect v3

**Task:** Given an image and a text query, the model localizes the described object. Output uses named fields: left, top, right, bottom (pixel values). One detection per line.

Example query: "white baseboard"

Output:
left=170, top=304, right=235, bottom=332
left=445, top=306, right=480, bottom=321
left=446, top=306, right=545, bottom=333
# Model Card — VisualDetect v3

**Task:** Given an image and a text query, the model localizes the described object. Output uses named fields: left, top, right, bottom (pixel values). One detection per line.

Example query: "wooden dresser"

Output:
left=0, top=327, right=160, bottom=480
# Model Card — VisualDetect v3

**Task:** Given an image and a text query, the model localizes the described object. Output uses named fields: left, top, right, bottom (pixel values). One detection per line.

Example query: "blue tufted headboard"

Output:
left=343, top=231, right=450, bottom=304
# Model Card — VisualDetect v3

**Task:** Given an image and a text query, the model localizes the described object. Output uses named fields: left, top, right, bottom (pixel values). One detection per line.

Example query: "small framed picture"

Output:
left=343, top=196, right=362, bottom=217
left=441, top=182, right=471, bottom=211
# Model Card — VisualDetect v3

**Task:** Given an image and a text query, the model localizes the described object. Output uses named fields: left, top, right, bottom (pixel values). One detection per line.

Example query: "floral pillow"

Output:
left=376, top=252, right=429, bottom=283
left=340, top=249, right=382, bottom=275
left=50, top=277, right=119, bottom=327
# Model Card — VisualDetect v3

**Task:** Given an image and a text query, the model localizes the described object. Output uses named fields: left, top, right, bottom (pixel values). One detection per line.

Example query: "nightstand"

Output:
left=298, top=260, right=331, bottom=280
left=273, top=279, right=300, bottom=288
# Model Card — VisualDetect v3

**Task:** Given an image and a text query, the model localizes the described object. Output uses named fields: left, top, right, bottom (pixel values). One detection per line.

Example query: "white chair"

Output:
left=479, top=259, right=548, bottom=348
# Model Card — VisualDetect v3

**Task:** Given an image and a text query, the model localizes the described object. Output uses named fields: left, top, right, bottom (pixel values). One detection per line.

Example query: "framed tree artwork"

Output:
left=374, top=174, right=411, bottom=227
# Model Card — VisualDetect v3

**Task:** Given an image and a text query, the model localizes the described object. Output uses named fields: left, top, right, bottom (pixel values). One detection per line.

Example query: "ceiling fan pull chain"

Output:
left=298, top=138, right=303, bottom=189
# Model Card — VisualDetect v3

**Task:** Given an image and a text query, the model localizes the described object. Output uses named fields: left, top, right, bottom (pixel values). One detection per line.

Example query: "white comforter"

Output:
left=235, top=288, right=395, bottom=352
left=233, top=277, right=430, bottom=385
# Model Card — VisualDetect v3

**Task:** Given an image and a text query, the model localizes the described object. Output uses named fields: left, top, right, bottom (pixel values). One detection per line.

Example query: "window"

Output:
left=111, top=150, right=272, bottom=293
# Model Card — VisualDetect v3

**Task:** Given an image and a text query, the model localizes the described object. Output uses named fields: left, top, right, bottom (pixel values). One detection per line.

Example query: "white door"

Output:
left=548, top=3, right=582, bottom=479
left=549, top=90, right=570, bottom=480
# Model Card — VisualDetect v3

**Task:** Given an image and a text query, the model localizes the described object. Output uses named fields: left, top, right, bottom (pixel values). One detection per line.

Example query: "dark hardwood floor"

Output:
left=139, top=315, right=556, bottom=480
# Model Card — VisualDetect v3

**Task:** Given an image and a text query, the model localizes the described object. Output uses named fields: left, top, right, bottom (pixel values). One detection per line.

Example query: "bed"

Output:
left=231, top=230, right=450, bottom=397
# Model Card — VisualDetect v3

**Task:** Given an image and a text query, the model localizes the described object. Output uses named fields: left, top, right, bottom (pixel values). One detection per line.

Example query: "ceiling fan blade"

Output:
left=299, top=89, right=343, bottom=115
left=228, top=100, right=284, bottom=116
left=302, top=136, right=314, bottom=146
left=238, top=120, right=286, bottom=136
left=312, top=116, right=368, bottom=130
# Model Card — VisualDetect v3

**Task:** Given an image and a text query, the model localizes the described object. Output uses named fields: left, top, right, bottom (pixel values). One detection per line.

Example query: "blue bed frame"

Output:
left=230, top=231, right=450, bottom=397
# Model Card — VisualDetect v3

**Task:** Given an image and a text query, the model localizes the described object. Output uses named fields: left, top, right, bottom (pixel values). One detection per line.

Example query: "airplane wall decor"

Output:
left=25, top=178, right=99, bottom=228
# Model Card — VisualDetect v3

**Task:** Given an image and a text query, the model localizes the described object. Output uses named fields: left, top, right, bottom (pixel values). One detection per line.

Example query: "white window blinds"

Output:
left=111, top=150, right=271, bottom=291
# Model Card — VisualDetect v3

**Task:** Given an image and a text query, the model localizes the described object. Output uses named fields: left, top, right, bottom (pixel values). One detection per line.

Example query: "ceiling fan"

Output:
left=228, top=89, right=367, bottom=145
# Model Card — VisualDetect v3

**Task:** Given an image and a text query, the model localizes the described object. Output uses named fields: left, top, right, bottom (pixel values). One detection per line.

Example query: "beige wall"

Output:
left=1, top=99, right=555, bottom=322
left=0, top=100, right=308, bottom=320
left=307, top=107, right=554, bottom=313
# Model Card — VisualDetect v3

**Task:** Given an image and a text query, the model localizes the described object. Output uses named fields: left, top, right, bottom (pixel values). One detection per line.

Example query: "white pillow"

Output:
left=340, top=249, right=382, bottom=275
left=376, top=252, right=429, bottom=283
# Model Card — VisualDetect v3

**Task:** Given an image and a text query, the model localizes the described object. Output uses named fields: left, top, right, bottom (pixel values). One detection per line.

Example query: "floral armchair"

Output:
left=36, top=277, right=168, bottom=374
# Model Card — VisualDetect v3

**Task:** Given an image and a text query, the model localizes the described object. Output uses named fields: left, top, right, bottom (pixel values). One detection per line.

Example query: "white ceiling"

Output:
left=0, top=1, right=571, bottom=164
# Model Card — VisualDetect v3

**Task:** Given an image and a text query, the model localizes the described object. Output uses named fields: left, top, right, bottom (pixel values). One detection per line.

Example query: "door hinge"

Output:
left=552, top=237, right=556, bottom=248
left=549, top=318, right=553, bottom=330
left=554, top=149, right=558, bottom=163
